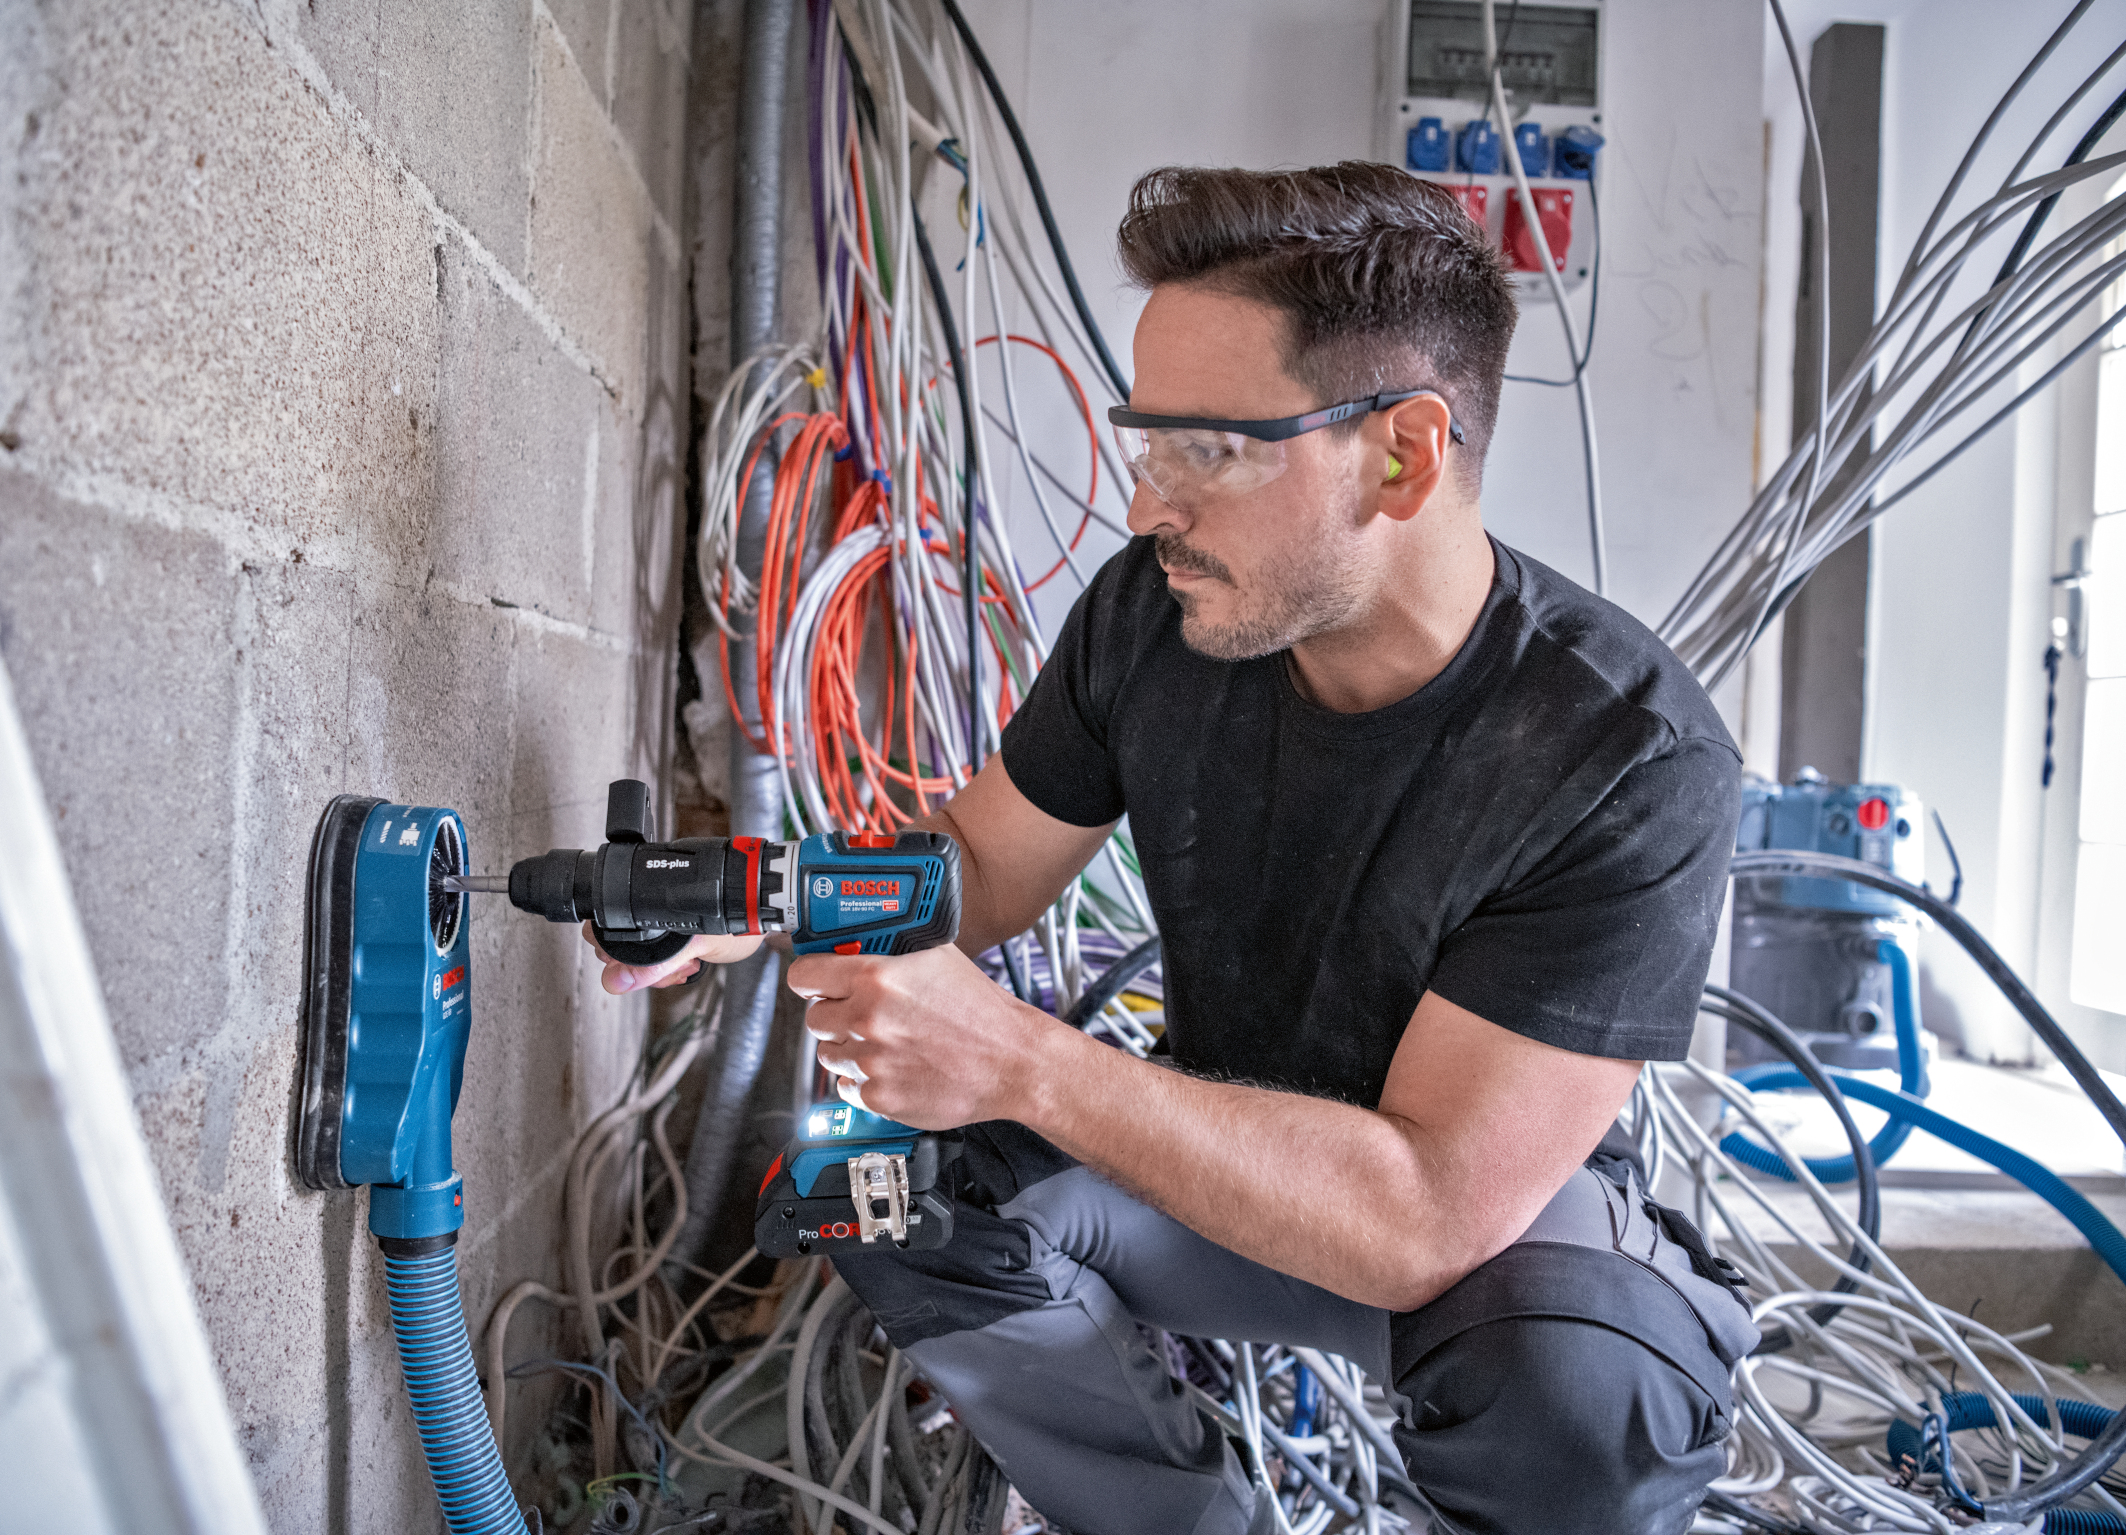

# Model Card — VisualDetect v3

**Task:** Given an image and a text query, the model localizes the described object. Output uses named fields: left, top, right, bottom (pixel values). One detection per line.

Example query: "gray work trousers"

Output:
left=834, top=1122, right=1760, bottom=1535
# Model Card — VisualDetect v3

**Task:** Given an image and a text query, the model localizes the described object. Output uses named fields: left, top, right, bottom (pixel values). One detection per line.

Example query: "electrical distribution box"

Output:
left=1377, top=0, right=1604, bottom=294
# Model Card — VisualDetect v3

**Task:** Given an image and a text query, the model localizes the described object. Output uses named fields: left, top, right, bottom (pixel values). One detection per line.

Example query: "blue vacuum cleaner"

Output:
left=296, top=795, right=523, bottom=1535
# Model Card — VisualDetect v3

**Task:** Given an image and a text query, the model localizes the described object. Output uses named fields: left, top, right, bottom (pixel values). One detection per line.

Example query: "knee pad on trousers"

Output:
left=1395, top=1316, right=1730, bottom=1535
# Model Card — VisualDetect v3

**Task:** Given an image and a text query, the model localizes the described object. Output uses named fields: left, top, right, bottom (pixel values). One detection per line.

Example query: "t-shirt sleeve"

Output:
left=998, top=563, right=1129, bottom=828
left=1425, top=736, right=1742, bottom=1062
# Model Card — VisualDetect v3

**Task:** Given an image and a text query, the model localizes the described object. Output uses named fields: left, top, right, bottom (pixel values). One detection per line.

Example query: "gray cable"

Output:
left=1658, top=4, right=2126, bottom=688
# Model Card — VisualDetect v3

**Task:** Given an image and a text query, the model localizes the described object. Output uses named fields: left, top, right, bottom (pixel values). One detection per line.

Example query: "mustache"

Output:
left=1154, top=534, right=1235, bottom=585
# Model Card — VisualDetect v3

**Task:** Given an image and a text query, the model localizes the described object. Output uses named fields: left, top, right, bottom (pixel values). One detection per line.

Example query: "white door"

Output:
left=2038, top=170, right=2126, bottom=1059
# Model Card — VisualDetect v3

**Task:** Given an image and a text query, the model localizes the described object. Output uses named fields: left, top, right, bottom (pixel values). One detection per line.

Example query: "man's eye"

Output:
left=1172, top=434, right=1237, bottom=468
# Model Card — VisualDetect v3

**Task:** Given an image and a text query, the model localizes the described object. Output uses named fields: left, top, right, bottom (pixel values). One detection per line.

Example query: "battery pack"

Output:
left=754, top=1101, right=959, bottom=1258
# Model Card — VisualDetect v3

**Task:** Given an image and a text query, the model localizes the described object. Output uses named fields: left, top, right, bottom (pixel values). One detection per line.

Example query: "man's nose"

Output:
left=1125, top=479, right=1190, bottom=537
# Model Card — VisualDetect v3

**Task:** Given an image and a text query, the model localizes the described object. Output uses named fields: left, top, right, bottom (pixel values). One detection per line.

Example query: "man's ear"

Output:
left=1375, top=394, right=1456, bottom=524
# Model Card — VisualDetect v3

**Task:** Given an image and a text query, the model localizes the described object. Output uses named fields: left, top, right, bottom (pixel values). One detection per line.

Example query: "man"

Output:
left=601, top=163, right=1756, bottom=1534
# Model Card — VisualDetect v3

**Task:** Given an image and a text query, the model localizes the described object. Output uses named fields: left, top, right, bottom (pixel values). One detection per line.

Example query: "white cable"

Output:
left=1482, top=0, right=1606, bottom=597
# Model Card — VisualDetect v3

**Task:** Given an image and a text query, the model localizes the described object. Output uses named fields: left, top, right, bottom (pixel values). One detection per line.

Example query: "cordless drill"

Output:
left=465, top=779, right=961, bottom=965
left=455, top=779, right=963, bottom=1257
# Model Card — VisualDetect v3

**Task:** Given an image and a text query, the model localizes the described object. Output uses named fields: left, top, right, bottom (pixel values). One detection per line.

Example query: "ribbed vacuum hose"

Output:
left=670, top=0, right=796, bottom=1282
left=381, top=1244, right=522, bottom=1534
left=2045, top=1509, right=2126, bottom=1533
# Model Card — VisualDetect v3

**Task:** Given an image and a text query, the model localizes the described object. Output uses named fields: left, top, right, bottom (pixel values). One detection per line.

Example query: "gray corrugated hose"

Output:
left=670, top=0, right=795, bottom=1282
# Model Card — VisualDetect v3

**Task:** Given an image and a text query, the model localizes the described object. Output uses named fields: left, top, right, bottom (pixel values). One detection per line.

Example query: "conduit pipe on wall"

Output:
left=671, top=0, right=798, bottom=1279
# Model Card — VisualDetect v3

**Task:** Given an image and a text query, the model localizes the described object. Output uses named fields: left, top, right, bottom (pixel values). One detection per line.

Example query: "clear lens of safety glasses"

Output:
left=1113, top=424, right=1291, bottom=507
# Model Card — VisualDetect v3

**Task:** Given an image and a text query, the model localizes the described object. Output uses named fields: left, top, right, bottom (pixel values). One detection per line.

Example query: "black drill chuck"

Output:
left=506, top=840, right=764, bottom=935
left=503, top=780, right=788, bottom=967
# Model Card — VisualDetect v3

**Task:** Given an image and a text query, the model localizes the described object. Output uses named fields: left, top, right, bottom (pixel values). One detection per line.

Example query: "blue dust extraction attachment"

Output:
left=296, top=796, right=524, bottom=1535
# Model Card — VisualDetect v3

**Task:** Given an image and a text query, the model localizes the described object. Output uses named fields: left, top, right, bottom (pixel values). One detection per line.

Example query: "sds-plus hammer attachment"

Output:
left=458, top=778, right=961, bottom=968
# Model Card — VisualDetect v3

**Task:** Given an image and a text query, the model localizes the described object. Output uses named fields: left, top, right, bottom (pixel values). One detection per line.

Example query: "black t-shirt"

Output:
left=1000, top=535, right=1741, bottom=1105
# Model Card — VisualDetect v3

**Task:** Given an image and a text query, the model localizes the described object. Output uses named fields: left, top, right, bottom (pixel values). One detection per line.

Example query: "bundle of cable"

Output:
left=696, top=0, right=1152, bottom=1016
left=1661, top=2, right=2126, bottom=689
left=1640, top=1058, right=2126, bottom=1535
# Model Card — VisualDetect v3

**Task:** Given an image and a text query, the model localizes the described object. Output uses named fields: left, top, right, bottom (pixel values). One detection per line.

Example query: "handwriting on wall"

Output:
left=1607, top=128, right=1756, bottom=426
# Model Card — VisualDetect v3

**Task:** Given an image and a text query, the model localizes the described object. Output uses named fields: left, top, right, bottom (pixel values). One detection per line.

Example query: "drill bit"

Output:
left=442, top=874, right=511, bottom=894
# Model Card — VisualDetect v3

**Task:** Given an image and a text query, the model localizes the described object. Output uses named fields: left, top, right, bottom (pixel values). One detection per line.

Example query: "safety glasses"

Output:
left=1107, top=388, right=1465, bottom=507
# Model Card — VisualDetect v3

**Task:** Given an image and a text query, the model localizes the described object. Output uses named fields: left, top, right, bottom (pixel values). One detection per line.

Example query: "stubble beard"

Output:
left=1157, top=529, right=1368, bottom=662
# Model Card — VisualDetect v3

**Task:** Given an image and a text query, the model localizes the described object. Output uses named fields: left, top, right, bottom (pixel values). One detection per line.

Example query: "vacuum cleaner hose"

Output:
left=1722, top=938, right=1927, bottom=1185
left=381, top=1238, right=523, bottom=1534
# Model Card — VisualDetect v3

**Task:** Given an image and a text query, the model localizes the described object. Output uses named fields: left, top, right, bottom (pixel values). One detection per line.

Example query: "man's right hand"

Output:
left=582, top=922, right=764, bottom=995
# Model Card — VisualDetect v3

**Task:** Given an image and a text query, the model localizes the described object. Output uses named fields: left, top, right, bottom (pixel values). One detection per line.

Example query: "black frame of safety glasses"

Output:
left=1107, top=388, right=1466, bottom=446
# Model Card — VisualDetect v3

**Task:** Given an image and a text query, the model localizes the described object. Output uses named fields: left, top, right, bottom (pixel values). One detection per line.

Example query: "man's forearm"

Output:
left=1004, top=1023, right=1497, bottom=1312
left=789, top=945, right=1638, bottom=1307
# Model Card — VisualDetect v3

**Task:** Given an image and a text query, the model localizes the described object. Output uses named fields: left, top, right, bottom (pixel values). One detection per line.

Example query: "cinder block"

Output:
left=342, top=570, right=522, bottom=845
left=530, top=13, right=653, bottom=410
left=299, top=0, right=383, bottom=122
left=451, top=1139, right=574, bottom=1460
left=609, top=0, right=692, bottom=228
left=592, top=407, right=686, bottom=659
left=682, top=0, right=745, bottom=382
left=434, top=234, right=606, bottom=625
left=645, top=215, right=693, bottom=420
left=587, top=391, right=644, bottom=641
left=374, top=0, right=534, bottom=275
left=546, top=0, right=611, bottom=107
left=14, top=1, right=443, bottom=574
left=0, top=469, right=240, bottom=1082
left=503, top=625, right=658, bottom=859
left=202, top=553, right=363, bottom=1084
left=586, top=243, right=690, bottom=648
left=3, top=5, right=687, bottom=1522
left=148, top=1039, right=336, bottom=1513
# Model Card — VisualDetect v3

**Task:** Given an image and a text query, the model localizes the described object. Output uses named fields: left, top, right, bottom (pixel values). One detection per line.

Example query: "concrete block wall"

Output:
left=0, top=0, right=700, bottom=1527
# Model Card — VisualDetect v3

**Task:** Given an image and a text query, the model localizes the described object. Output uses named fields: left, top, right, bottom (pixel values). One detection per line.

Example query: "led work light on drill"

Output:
left=456, top=779, right=965, bottom=1258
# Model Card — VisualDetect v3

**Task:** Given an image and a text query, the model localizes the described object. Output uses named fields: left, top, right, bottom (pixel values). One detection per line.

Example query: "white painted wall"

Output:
left=954, top=0, right=1767, bottom=708
left=1758, top=0, right=2126, bottom=1063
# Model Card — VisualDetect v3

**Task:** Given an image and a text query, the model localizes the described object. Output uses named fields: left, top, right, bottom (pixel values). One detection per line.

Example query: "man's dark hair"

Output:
left=1115, top=162, right=1518, bottom=480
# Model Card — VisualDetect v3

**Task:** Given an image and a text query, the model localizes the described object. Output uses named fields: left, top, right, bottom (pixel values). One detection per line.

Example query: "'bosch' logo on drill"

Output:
left=842, top=879, right=899, bottom=896
left=433, top=966, right=465, bottom=999
left=812, top=876, right=834, bottom=899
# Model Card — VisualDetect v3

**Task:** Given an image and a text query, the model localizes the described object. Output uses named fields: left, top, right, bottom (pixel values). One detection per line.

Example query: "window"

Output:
left=2070, top=229, right=2126, bottom=1013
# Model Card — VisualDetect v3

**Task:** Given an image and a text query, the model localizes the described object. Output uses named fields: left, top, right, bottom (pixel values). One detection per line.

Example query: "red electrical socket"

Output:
left=1445, top=183, right=1488, bottom=229
left=1504, top=187, right=1574, bottom=274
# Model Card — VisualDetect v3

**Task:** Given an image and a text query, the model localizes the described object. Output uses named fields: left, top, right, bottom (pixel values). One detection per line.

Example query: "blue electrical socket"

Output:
left=1554, top=124, right=1605, bottom=180
left=1407, top=116, right=1450, bottom=173
left=1455, top=119, right=1500, bottom=175
left=1513, top=122, right=1550, bottom=177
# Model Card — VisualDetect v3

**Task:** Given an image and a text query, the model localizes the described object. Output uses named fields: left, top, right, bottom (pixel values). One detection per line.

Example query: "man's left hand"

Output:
left=785, top=945, right=1057, bottom=1129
